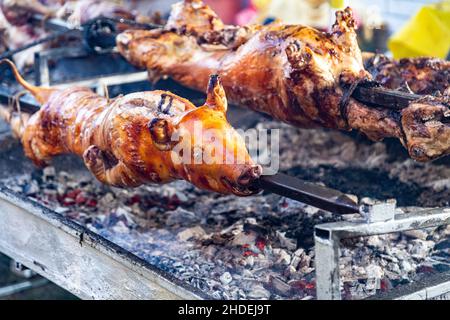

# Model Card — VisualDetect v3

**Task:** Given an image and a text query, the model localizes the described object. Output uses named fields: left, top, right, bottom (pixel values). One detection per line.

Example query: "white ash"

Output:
left=2, top=123, right=449, bottom=300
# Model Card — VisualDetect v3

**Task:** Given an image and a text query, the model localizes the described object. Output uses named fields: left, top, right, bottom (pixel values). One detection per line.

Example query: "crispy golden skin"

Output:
left=117, top=0, right=450, bottom=162
left=1, top=60, right=261, bottom=195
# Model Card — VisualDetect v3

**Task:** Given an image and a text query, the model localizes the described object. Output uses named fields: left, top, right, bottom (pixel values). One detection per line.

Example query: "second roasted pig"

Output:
left=117, top=0, right=450, bottom=162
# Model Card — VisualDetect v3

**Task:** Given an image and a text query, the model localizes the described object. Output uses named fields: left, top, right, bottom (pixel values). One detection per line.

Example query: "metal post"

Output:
left=315, top=229, right=341, bottom=300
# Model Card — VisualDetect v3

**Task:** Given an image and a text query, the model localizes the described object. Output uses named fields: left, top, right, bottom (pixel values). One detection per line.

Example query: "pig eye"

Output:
left=148, top=118, right=175, bottom=151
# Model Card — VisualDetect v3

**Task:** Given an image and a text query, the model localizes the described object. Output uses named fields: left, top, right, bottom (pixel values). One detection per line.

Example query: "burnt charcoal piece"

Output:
left=0, top=60, right=261, bottom=196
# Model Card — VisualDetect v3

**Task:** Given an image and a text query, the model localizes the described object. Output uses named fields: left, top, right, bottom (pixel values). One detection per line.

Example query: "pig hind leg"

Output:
left=83, top=145, right=142, bottom=188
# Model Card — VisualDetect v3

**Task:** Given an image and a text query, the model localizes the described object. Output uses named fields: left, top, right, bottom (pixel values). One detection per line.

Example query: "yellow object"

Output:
left=330, top=0, right=345, bottom=9
left=388, top=1, right=450, bottom=59
left=253, top=0, right=272, bottom=10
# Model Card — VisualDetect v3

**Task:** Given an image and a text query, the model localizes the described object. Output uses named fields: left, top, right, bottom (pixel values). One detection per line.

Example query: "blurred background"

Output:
left=0, top=0, right=448, bottom=300
left=147, top=0, right=449, bottom=59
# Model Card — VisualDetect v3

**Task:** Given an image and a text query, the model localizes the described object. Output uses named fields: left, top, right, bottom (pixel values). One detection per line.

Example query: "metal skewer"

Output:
left=259, top=173, right=360, bottom=215
left=0, top=86, right=40, bottom=113
left=12, top=15, right=431, bottom=111
left=352, top=82, right=422, bottom=110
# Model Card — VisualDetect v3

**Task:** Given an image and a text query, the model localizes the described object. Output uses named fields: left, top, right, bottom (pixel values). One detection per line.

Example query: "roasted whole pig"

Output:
left=363, top=52, right=450, bottom=95
left=117, top=0, right=450, bottom=162
left=0, top=59, right=262, bottom=195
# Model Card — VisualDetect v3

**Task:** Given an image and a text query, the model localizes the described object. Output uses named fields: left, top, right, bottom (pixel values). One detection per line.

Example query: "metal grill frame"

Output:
left=0, top=42, right=449, bottom=300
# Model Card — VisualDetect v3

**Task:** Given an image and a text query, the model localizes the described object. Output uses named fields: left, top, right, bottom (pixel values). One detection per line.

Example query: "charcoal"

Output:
left=23, top=180, right=40, bottom=195
left=177, top=226, right=206, bottom=242
left=366, top=265, right=384, bottom=279
left=43, top=166, right=56, bottom=181
left=434, top=239, right=450, bottom=251
left=112, top=221, right=129, bottom=234
left=268, top=276, right=291, bottom=297
left=276, top=231, right=297, bottom=251
left=273, top=248, right=291, bottom=266
left=403, top=229, right=430, bottom=240
left=2, top=119, right=449, bottom=300
left=410, top=240, right=434, bottom=259
left=400, top=260, right=414, bottom=273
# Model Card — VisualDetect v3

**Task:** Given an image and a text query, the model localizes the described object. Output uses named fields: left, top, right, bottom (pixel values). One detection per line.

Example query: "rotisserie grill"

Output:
left=117, top=0, right=450, bottom=162
left=0, top=0, right=449, bottom=301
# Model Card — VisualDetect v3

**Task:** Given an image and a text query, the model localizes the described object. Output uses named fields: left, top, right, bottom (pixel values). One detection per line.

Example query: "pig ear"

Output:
left=205, top=74, right=227, bottom=113
left=148, top=118, right=175, bottom=151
